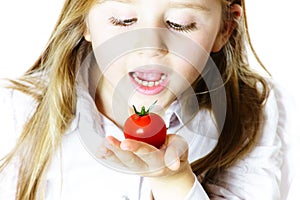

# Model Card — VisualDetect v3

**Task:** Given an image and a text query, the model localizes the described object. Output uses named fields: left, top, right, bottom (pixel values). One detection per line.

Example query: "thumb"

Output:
left=164, top=134, right=189, bottom=171
left=165, top=145, right=180, bottom=171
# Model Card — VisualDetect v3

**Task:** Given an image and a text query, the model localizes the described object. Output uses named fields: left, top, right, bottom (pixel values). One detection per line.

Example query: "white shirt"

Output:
left=0, top=72, right=298, bottom=199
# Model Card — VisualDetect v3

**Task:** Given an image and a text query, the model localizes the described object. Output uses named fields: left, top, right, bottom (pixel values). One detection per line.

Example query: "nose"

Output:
left=134, top=28, right=169, bottom=57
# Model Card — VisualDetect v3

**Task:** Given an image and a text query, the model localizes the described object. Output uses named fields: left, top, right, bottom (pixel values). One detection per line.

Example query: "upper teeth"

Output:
left=132, top=73, right=167, bottom=87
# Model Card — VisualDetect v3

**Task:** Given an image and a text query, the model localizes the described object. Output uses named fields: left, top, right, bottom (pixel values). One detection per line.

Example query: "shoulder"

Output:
left=0, top=83, right=37, bottom=158
left=0, top=83, right=37, bottom=123
left=259, top=79, right=294, bottom=143
left=262, top=78, right=299, bottom=197
left=1, top=85, right=37, bottom=122
left=263, top=79, right=296, bottom=137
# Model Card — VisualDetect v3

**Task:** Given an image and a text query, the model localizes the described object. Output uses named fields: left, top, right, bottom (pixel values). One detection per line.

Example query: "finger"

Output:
left=164, top=135, right=189, bottom=171
left=105, top=139, right=149, bottom=171
left=164, top=145, right=180, bottom=171
left=120, top=139, right=167, bottom=174
left=97, top=137, right=143, bottom=172
left=166, top=134, right=189, bottom=160
left=96, top=145, right=128, bottom=171
left=120, top=139, right=158, bottom=154
left=106, top=136, right=121, bottom=147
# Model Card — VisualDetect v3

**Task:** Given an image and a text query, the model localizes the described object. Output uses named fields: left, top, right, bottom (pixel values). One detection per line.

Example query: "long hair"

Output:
left=0, top=0, right=96, bottom=199
left=0, top=0, right=270, bottom=199
left=191, top=0, right=270, bottom=184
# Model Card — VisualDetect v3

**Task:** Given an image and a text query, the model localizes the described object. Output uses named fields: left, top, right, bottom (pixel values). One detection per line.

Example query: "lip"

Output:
left=129, top=70, right=169, bottom=95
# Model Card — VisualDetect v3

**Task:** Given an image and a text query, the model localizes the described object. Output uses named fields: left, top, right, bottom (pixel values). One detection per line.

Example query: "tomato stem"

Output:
left=132, top=100, right=158, bottom=116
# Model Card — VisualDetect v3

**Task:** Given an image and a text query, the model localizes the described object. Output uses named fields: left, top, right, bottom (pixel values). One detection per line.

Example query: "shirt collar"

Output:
left=65, top=63, right=101, bottom=135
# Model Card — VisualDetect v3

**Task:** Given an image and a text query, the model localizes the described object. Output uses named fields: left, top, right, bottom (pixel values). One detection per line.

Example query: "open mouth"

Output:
left=129, top=71, right=169, bottom=95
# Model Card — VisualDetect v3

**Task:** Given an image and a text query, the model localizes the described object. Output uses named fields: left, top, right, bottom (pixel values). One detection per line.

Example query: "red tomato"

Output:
left=123, top=101, right=167, bottom=148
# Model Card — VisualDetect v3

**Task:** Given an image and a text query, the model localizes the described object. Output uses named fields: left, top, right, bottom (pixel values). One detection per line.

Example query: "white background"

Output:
left=0, top=1, right=299, bottom=199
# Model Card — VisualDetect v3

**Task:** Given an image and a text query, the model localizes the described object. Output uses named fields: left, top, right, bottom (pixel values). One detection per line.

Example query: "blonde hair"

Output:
left=1, top=0, right=96, bottom=199
left=191, top=0, right=270, bottom=184
left=0, top=0, right=270, bottom=199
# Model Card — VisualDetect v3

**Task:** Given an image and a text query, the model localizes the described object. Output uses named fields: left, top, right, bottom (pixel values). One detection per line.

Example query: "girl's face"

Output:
left=84, top=0, right=227, bottom=117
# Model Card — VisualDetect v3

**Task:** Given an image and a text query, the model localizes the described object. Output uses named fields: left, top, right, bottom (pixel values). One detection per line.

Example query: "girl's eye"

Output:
left=109, top=17, right=137, bottom=27
left=166, top=20, right=197, bottom=32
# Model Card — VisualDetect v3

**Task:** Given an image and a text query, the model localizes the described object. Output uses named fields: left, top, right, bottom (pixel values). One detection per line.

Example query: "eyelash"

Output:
left=166, top=20, right=197, bottom=33
left=109, top=17, right=137, bottom=26
left=109, top=17, right=197, bottom=32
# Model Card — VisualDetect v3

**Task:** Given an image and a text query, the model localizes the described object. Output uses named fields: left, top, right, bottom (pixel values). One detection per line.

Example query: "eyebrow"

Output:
left=168, top=1, right=211, bottom=12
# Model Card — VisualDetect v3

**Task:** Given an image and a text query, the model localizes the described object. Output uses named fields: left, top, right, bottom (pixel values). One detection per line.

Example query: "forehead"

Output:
left=99, top=0, right=221, bottom=9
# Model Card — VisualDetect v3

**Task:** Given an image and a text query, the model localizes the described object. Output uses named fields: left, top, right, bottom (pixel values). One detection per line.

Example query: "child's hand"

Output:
left=97, top=134, right=189, bottom=177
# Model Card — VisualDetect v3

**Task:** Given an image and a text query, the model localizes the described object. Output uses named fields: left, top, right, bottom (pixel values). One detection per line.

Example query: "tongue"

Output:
left=136, top=72, right=162, bottom=81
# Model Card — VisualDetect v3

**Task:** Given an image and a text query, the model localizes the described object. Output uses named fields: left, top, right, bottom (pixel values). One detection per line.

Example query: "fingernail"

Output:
left=120, top=142, right=130, bottom=151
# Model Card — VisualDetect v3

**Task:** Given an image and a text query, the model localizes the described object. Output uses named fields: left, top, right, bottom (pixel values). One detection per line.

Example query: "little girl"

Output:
left=0, top=0, right=296, bottom=199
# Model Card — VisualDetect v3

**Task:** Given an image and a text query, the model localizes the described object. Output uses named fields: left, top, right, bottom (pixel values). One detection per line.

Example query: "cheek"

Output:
left=170, top=47, right=207, bottom=82
left=188, top=21, right=221, bottom=54
left=191, top=35, right=218, bottom=54
left=89, top=23, right=115, bottom=48
left=87, top=5, right=121, bottom=47
left=177, top=62, right=200, bottom=84
left=101, top=59, right=126, bottom=84
left=169, top=57, right=201, bottom=94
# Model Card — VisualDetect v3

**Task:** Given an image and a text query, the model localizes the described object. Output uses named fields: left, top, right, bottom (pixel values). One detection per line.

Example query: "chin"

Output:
left=127, top=90, right=175, bottom=113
